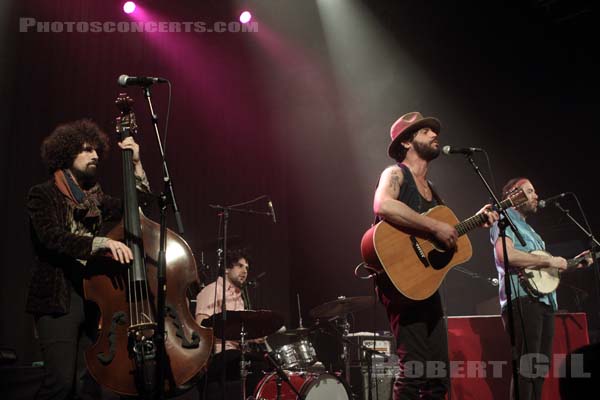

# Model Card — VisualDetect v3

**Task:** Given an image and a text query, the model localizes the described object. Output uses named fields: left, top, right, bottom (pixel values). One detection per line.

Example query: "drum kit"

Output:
left=202, top=295, right=378, bottom=400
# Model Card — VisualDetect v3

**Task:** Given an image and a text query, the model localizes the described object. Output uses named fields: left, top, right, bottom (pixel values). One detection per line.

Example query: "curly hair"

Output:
left=41, top=119, right=110, bottom=173
left=226, top=248, right=251, bottom=269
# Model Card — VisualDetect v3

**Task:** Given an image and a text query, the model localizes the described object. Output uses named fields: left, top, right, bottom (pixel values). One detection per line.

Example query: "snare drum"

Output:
left=254, top=371, right=351, bottom=400
left=273, top=340, right=317, bottom=369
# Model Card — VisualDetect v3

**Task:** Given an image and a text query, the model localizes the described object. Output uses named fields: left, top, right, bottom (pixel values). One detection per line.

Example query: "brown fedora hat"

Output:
left=388, top=112, right=441, bottom=160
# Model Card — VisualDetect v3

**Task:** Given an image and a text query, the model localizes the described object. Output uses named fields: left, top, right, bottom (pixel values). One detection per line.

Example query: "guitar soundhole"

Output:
left=427, top=249, right=455, bottom=270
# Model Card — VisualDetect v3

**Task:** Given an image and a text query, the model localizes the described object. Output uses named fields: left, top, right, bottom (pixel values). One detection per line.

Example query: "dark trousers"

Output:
left=378, top=283, right=450, bottom=400
left=35, top=289, right=101, bottom=400
left=502, top=297, right=555, bottom=400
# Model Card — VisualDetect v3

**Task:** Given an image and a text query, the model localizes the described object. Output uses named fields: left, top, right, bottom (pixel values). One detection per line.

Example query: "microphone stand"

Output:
left=361, top=346, right=386, bottom=400
left=263, top=352, right=305, bottom=400
left=208, top=199, right=274, bottom=400
left=216, top=209, right=229, bottom=400
left=553, top=200, right=600, bottom=249
left=463, top=154, right=526, bottom=400
left=143, top=86, right=185, bottom=235
left=453, top=266, right=499, bottom=287
left=140, top=84, right=183, bottom=400
left=553, top=200, right=600, bottom=320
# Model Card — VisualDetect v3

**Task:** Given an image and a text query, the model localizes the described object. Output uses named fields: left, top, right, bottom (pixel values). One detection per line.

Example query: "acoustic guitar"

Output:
left=360, top=188, right=527, bottom=300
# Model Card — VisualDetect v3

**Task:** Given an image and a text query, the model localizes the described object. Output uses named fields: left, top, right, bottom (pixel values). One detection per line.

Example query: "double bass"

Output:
left=83, top=94, right=213, bottom=396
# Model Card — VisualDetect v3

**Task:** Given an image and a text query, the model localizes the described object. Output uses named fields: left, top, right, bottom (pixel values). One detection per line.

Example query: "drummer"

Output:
left=195, top=249, right=268, bottom=396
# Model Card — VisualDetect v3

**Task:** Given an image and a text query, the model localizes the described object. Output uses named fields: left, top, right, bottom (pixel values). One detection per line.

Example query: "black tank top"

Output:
left=396, top=163, right=440, bottom=212
left=374, top=163, right=442, bottom=301
left=375, top=163, right=441, bottom=225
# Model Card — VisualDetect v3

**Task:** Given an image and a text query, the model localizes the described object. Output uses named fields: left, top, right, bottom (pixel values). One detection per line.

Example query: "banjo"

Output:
left=520, top=250, right=595, bottom=296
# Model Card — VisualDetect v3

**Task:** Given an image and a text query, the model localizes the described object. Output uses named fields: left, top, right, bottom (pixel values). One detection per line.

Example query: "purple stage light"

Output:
left=239, top=11, right=252, bottom=24
left=123, top=1, right=136, bottom=14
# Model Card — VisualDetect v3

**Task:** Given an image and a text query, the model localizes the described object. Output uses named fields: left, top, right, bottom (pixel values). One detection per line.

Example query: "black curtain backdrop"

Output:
left=2, top=0, right=600, bottom=366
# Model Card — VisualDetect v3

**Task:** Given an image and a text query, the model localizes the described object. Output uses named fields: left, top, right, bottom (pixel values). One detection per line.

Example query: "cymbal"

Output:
left=309, top=296, right=376, bottom=319
left=278, top=326, right=314, bottom=337
left=201, top=310, right=284, bottom=340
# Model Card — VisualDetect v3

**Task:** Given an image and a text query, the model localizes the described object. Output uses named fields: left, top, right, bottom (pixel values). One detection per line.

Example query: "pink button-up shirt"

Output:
left=195, top=277, right=245, bottom=353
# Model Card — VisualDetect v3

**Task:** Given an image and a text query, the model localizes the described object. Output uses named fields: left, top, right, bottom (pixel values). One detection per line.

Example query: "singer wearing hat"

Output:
left=370, top=112, right=498, bottom=399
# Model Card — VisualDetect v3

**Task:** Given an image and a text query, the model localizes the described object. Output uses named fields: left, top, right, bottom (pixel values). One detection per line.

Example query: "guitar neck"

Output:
left=567, top=257, right=583, bottom=269
left=456, top=213, right=487, bottom=237
left=567, top=251, right=600, bottom=269
left=455, top=197, right=516, bottom=237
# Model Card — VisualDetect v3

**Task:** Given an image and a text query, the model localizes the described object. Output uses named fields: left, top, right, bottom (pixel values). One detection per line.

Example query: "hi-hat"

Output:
left=201, top=310, right=284, bottom=340
left=309, top=296, right=375, bottom=319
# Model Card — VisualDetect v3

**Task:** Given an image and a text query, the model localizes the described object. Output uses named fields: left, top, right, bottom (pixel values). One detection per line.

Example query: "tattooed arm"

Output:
left=373, top=165, right=457, bottom=249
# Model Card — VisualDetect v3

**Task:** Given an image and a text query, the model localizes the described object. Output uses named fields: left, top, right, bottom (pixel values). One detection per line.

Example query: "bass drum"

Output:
left=254, top=371, right=351, bottom=400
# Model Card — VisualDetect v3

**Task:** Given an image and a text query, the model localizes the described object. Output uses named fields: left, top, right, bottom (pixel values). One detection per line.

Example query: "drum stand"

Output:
left=338, top=316, right=351, bottom=383
left=314, top=315, right=353, bottom=382
left=239, top=322, right=249, bottom=400
left=276, top=375, right=282, bottom=400
left=335, top=317, right=384, bottom=400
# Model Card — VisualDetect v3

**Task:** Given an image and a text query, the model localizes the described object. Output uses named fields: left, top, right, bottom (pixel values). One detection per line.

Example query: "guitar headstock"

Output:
left=503, top=187, right=528, bottom=209
left=115, top=93, right=138, bottom=140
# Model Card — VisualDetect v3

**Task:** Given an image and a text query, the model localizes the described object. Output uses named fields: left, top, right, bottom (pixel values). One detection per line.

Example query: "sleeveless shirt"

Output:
left=374, top=163, right=442, bottom=301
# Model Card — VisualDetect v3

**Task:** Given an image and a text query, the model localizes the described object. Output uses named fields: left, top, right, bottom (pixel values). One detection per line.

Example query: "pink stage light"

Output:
left=239, top=11, right=252, bottom=24
left=123, top=1, right=136, bottom=14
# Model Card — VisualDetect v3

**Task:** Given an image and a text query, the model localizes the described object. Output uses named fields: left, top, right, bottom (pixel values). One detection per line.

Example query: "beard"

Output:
left=230, top=276, right=246, bottom=289
left=225, top=270, right=247, bottom=289
left=413, top=140, right=440, bottom=161
left=70, top=164, right=98, bottom=189
left=519, top=201, right=538, bottom=216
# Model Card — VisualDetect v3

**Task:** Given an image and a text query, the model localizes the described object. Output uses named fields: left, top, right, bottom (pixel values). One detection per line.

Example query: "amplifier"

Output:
left=346, top=332, right=396, bottom=365
left=349, top=364, right=397, bottom=400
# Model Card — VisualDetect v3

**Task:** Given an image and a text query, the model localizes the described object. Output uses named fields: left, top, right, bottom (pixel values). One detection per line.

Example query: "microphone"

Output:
left=117, top=74, right=167, bottom=87
left=246, top=272, right=267, bottom=288
left=538, top=193, right=568, bottom=209
left=442, top=145, right=483, bottom=155
left=267, top=200, right=277, bottom=224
